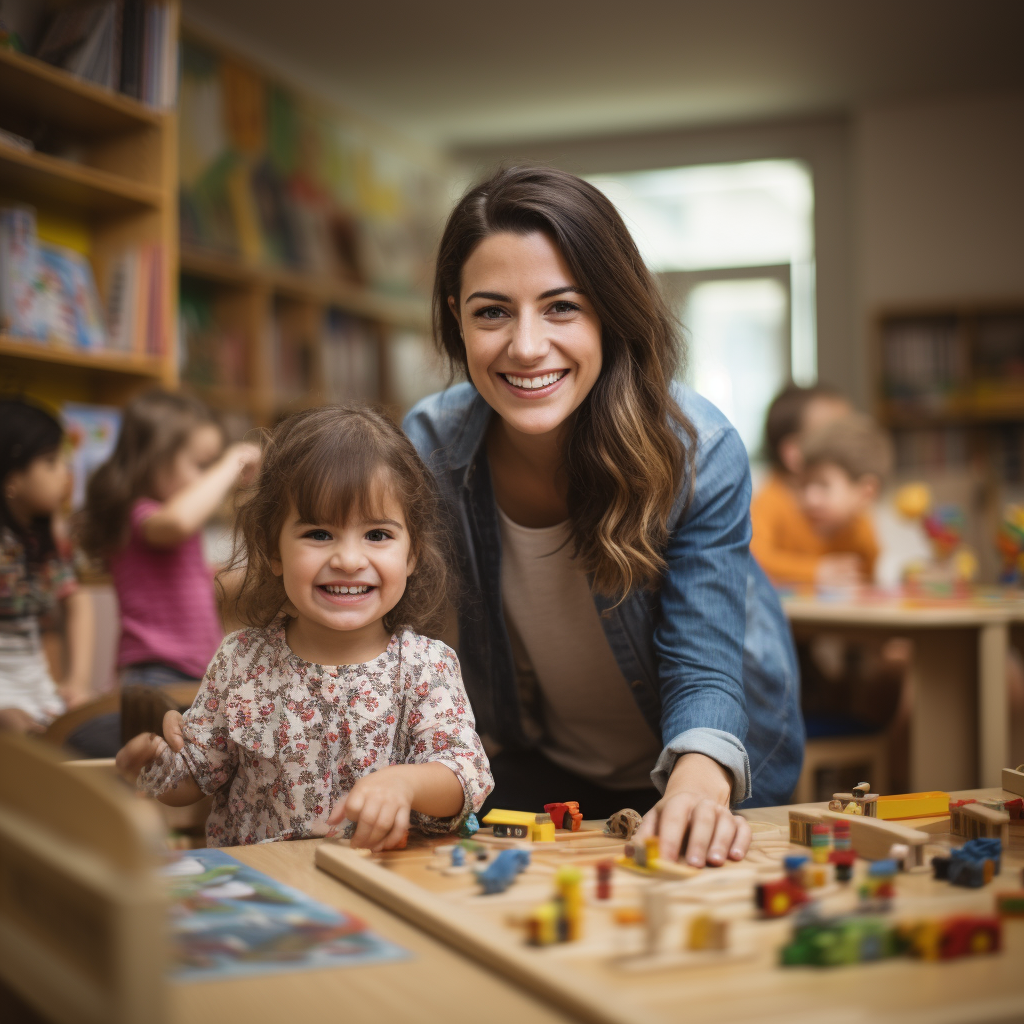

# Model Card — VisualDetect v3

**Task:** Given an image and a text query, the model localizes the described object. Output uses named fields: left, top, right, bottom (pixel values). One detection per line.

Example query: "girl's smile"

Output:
left=272, top=489, right=417, bottom=665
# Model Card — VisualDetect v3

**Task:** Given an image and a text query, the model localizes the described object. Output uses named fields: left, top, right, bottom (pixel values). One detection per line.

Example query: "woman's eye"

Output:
left=549, top=300, right=580, bottom=315
left=304, top=529, right=332, bottom=541
left=473, top=305, right=508, bottom=320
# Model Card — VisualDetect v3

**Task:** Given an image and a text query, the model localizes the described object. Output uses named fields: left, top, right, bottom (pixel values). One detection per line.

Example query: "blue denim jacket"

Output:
left=403, top=381, right=803, bottom=807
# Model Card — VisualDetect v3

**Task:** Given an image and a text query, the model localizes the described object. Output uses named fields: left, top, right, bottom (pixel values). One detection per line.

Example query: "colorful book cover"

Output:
left=62, top=402, right=121, bottom=510
left=0, top=206, right=47, bottom=340
left=163, top=848, right=409, bottom=981
left=36, top=242, right=108, bottom=349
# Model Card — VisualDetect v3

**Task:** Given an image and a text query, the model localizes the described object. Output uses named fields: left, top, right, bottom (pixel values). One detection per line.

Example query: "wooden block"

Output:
left=876, top=792, right=950, bottom=820
left=1002, top=767, right=1024, bottom=799
left=819, top=810, right=929, bottom=863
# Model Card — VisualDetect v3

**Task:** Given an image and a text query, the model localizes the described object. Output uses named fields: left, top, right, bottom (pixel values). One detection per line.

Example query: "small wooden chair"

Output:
left=0, top=734, right=169, bottom=1024
left=42, top=692, right=120, bottom=749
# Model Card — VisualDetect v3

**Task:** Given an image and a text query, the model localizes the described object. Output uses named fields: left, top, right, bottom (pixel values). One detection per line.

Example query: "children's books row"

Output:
left=0, top=206, right=166, bottom=356
left=32, top=0, right=177, bottom=107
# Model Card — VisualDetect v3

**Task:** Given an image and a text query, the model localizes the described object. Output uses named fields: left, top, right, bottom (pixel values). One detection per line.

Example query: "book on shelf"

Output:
left=322, top=311, right=378, bottom=403
left=881, top=315, right=967, bottom=403
left=34, top=1, right=177, bottom=107
left=62, top=401, right=121, bottom=510
left=0, top=203, right=166, bottom=357
left=106, top=243, right=167, bottom=355
left=0, top=205, right=106, bottom=349
left=179, top=284, right=248, bottom=390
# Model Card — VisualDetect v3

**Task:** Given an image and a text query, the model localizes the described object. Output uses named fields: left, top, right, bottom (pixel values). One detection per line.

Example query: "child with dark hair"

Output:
left=0, top=398, right=92, bottom=732
left=751, top=383, right=878, bottom=586
left=116, top=405, right=492, bottom=849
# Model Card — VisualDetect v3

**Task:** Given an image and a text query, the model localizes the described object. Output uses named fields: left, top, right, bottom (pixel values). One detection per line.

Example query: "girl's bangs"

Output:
left=290, top=436, right=397, bottom=528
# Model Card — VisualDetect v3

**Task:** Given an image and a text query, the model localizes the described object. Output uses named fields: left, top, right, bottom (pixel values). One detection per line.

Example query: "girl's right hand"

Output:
left=115, top=732, right=168, bottom=783
left=226, top=442, right=261, bottom=487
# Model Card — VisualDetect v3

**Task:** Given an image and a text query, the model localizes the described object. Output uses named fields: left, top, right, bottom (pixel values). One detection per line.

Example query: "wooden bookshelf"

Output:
left=0, top=3, right=180, bottom=409
left=874, top=302, right=1024, bottom=483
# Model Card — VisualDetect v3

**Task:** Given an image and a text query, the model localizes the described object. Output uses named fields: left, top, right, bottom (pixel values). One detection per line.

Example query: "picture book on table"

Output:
left=163, top=848, right=409, bottom=982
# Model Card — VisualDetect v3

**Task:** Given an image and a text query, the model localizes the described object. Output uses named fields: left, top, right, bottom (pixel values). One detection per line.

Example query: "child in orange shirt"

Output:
left=751, top=383, right=875, bottom=586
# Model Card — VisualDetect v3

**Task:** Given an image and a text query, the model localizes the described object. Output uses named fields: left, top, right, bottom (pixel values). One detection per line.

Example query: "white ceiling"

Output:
left=182, top=0, right=1024, bottom=146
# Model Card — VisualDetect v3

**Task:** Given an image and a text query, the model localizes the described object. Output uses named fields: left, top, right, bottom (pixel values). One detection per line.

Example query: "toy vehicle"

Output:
left=781, top=916, right=902, bottom=966
left=755, top=877, right=810, bottom=918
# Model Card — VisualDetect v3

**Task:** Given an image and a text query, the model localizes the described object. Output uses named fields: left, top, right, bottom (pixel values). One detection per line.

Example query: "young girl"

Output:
left=0, top=398, right=92, bottom=732
left=116, top=405, right=493, bottom=849
left=80, top=389, right=259, bottom=686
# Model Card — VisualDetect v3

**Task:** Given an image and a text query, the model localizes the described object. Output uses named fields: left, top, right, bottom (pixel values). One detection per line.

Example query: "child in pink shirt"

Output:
left=80, top=390, right=259, bottom=686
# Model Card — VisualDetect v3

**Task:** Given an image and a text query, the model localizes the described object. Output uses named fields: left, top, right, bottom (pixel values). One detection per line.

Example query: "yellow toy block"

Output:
left=876, top=792, right=950, bottom=820
left=482, top=809, right=539, bottom=827
left=530, top=821, right=556, bottom=843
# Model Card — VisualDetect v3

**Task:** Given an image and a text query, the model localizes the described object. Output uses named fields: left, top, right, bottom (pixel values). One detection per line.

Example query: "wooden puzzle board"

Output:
left=315, top=811, right=1024, bottom=1024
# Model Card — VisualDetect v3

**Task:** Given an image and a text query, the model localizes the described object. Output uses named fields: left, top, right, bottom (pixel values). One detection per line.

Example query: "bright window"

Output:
left=588, top=160, right=816, bottom=456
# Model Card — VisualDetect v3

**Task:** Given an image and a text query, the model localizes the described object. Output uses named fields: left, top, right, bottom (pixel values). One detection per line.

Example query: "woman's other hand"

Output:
left=635, top=752, right=751, bottom=867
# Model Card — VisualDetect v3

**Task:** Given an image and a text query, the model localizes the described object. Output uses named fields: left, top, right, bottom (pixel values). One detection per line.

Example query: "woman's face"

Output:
left=450, top=231, right=603, bottom=439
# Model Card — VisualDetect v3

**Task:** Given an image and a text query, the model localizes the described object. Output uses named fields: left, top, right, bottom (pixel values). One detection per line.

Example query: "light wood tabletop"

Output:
left=170, top=788, right=1023, bottom=1024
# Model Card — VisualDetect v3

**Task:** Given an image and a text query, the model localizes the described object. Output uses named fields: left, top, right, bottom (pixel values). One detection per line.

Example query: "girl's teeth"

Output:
left=503, top=371, right=565, bottom=389
left=324, top=585, right=369, bottom=594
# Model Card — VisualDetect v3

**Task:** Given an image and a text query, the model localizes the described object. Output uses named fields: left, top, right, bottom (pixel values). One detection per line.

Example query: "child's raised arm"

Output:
left=142, top=442, right=260, bottom=547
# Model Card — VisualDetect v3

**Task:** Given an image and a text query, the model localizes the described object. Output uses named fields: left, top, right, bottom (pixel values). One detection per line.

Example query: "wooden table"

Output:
left=173, top=790, right=1023, bottom=1024
left=783, top=595, right=1018, bottom=789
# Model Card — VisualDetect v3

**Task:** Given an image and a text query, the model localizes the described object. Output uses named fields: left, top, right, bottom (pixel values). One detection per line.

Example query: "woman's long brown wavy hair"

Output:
left=78, top=389, right=221, bottom=560
left=433, top=166, right=698, bottom=596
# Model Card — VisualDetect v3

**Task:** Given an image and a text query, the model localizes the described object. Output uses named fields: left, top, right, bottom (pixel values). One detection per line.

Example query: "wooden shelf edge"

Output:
left=0, top=47, right=165, bottom=129
left=0, top=145, right=163, bottom=208
left=0, top=335, right=166, bottom=377
left=179, top=248, right=431, bottom=330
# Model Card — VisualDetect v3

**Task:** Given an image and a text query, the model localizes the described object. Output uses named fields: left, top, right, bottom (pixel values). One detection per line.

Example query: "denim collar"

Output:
left=447, top=388, right=494, bottom=483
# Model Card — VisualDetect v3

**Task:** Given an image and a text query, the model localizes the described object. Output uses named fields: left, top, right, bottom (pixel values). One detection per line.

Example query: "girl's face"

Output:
left=271, top=484, right=416, bottom=643
left=450, top=231, right=603, bottom=440
left=4, top=450, right=70, bottom=521
left=151, top=423, right=224, bottom=501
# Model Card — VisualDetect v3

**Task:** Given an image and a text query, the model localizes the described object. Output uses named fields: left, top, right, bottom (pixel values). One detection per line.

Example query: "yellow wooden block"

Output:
left=876, top=792, right=950, bottom=820
left=482, top=809, right=539, bottom=827
left=530, top=821, right=556, bottom=842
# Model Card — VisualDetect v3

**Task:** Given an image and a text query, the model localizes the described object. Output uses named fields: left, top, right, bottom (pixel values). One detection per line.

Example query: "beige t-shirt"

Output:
left=497, top=506, right=662, bottom=790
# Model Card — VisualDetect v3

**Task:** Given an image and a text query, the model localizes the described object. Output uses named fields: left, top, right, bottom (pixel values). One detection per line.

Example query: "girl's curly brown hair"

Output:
left=232, top=404, right=453, bottom=637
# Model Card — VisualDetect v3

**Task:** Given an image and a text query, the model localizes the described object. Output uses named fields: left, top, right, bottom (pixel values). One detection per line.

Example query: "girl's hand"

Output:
left=163, top=709, right=185, bottom=752
left=635, top=752, right=751, bottom=867
left=226, top=442, right=261, bottom=487
left=115, top=731, right=168, bottom=783
left=328, top=766, right=416, bottom=852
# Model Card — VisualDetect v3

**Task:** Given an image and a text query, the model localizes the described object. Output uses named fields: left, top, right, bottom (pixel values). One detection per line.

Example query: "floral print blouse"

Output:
left=139, top=622, right=494, bottom=847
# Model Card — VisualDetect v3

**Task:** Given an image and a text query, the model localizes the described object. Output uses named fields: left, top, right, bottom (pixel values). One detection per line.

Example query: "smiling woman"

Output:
left=404, top=166, right=804, bottom=867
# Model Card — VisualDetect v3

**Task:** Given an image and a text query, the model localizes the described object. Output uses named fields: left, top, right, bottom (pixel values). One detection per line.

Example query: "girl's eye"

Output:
left=473, top=305, right=508, bottom=321
left=549, top=300, right=580, bottom=315
left=365, top=529, right=390, bottom=542
left=304, top=529, right=333, bottom=541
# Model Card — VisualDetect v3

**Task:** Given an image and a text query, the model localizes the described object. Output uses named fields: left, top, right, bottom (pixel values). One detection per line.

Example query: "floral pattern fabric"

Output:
left=139, top=622, right=494, bottom=847
left=0, top=526, right=77, bottom=625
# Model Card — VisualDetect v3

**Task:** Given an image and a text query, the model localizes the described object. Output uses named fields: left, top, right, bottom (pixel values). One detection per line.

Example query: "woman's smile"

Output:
left=497, top=369, right=570, bottom=397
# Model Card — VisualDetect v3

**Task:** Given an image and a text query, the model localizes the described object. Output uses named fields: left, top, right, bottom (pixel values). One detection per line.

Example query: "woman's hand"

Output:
left=328, top=766, right=415, bottom=852
left=635, top=752, right=751, bottom=867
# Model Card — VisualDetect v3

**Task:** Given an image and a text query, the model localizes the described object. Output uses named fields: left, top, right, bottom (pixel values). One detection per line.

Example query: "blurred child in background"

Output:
left=0, top=399, right=93, bottom=733
left=799, top=413, right=893, bottom=583
left=751, top=382, right=871, bottom=586
left=117, top=405, right=492, bottom=849
left=79, top=390, right=259, bottom=689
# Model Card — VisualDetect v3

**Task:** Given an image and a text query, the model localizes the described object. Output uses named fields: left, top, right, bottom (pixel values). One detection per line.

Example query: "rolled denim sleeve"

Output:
left=653, top=420, right=752, bottom=803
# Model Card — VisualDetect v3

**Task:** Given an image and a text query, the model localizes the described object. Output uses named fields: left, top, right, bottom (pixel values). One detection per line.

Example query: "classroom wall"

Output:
left=855, top=89, right=1024, bottom=313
